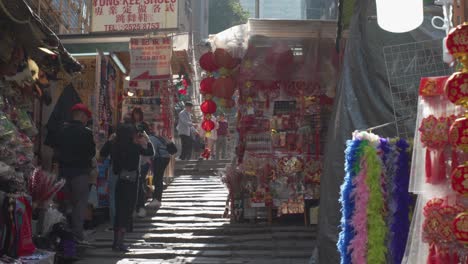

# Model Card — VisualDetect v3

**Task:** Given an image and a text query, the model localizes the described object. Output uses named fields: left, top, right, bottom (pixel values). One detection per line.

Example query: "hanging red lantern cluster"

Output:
left=199, top=48, right=239, bottom=113
left=198, top=48, right=239, bottom=144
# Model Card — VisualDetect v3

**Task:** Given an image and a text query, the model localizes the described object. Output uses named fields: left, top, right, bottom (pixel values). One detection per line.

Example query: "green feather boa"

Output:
left=364, top=142, right=387, bottom=264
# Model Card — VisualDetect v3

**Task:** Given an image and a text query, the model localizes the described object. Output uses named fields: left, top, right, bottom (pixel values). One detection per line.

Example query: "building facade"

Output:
left=239, top=0, right=336, bottom=20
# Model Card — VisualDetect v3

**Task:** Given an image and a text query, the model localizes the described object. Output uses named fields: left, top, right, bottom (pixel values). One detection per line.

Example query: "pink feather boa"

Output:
left=349, top=160, right=370, bottom=263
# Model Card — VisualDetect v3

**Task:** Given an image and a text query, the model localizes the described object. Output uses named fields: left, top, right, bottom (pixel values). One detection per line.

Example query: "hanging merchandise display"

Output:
left=198, top=48, right=240, bottom=159
left=404, top=24, right=468, bottom=264
left=220, top=34, right=338, bottom=223
left=337, top=131, right=412, bottom=264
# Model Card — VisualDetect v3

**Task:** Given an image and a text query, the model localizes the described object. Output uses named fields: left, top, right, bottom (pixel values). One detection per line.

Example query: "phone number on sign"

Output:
left=104, top=23, right=160, bottom=31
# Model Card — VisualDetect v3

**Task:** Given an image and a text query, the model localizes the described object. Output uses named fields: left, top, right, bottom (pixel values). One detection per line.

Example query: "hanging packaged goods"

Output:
left=403, top=24, right=468, bottom=264
left=213, top=28, right=339, bottom=223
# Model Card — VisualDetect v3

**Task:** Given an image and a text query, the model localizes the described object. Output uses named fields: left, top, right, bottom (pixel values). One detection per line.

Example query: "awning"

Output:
left=0, top=0, right=82, bottom=72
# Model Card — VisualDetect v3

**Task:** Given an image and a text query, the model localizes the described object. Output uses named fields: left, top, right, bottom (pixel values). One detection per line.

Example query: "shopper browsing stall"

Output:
left=176, top=102, right=195, bottom=160
left=56, top=103, right=96, bottom=245
left=99, top=124, right=154, bottom=252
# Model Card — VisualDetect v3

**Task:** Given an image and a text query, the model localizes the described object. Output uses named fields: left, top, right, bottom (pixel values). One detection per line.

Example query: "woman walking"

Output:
left=100, top=124, right=154, bottom=252
left=147, top=126, right=171, bottom=209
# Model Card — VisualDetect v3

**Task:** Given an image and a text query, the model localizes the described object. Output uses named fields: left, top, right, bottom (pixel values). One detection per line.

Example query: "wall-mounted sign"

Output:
left=125, top=80, right=151, bottom=90
left=91, top=0, right=179, bottom=33
left=129, top=37, right=172, bottom=80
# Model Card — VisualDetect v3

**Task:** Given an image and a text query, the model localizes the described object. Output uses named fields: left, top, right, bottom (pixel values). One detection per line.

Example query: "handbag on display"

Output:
left=119, top=170, right=138, bottom=182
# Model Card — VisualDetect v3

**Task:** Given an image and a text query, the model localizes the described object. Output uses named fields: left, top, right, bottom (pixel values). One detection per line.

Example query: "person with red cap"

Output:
left=56, top=103, right=96, bottom=245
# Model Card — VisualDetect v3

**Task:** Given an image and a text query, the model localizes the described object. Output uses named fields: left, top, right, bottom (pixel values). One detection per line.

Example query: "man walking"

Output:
left=56, top=103, right=96, bottom=244
left=176, top=102, right=194, bottom=160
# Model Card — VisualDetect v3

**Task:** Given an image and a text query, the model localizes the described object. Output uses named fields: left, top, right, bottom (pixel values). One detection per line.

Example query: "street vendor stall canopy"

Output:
left=0, top=0, right=82, bottom=74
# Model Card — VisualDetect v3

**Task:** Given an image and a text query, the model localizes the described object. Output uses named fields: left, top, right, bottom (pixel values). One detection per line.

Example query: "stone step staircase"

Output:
left=174, top=159, right=232, bottom=176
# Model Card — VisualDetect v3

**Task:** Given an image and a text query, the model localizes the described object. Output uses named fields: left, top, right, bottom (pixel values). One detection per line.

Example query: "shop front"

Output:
left=0, top=0, right=83, bottom=262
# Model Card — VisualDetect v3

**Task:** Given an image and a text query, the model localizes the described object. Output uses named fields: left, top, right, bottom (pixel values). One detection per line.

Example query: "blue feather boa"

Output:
left=338, top=139, right=362, bottom=264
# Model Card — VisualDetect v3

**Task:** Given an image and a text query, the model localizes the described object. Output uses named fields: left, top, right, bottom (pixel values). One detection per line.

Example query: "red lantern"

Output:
left=213, top=77, right=236, bottom=98
left=451, top=164, right=468, bottom=196
left=199, top=52, right=219, bottom=72
left=214, top=48, right=233, bottom=68
left=202, top=119, right=215, bottom=132
left=200, top=100, right=217, bottom=115
left=449, top=117, right=468, bottom=152
left=200, top=77, right=215, bottom=95
left=453, top=212, right=468, bottom=246
left=446, top=23, right=468, bottom=57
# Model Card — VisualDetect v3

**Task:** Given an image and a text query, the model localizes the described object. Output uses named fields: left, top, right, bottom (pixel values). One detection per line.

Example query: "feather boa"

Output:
left=390, top=139, right=411, bottom=264
left=349, top=157, right=369, bottom=264
left=364, top=142, right=387, bottom=264
left=338, top=139, right=363, bottom=264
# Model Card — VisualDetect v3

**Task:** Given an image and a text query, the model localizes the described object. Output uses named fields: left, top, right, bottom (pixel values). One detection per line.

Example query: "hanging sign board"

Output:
left=121, top=97, right=161, bottom=122
left=129, top=37, right=172, bottom=80
left=124, top=80, right=151, bottom=90
left=91, top=0, right=179, bottom=33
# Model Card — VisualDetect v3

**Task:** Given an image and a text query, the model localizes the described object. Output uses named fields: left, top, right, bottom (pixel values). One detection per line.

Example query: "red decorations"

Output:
left=420, top=115, right=455, bottom=149
left=213, top=77, right=236, bottom=99
left=451, top=164, right=468, bottom=196
left=445, top=71, right=468, bottom=107
left=453, top=212, right=468, bottom=245
left=420, top=115, right=457, bottom=184
left=199, top=52, right=219, bottom=72
left=446, top=23, right=468, bottom=58
left=449, top=117, right=468, bottom=152
left=202, top=119, right=215, bottom=133
left=200, top=77, right=215, bottom=95
left=200, top=100, right=217, bottom=115
left=214, top=48, right=236, bottom=69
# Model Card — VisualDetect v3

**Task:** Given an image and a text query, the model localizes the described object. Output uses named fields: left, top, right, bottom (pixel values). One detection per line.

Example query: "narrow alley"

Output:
left=77, top=160, right=316, bottom=264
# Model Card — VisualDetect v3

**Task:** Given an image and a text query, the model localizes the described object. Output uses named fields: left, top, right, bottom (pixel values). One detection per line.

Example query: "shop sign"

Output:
left=122, top=97, right=161, bottom=122
left=125, top=80, right=151, bottom=90
left=129, top=37, right=172, bottom=80
left=91, top=0, right=178, bottom=33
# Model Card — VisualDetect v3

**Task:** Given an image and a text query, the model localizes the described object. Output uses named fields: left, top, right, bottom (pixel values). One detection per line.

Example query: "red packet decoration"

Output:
left=419, top=115, right=456, bottom=184
left=423, top=198, right=462, bottom=263
left=445, top=71, right=468, bottom=107
left=453, top=212, right=468, bottom=246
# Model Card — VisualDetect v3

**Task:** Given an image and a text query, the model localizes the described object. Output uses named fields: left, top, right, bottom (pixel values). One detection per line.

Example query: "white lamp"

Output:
left=376, top=0, right=424, bottom=33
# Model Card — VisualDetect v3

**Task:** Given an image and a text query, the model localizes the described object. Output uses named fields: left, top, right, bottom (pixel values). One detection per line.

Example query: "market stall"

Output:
left=0, top=0, right=83, bottom=262
left=404, top=24, right=468, bottom=264
left=210, top=20, right=340, bottom=224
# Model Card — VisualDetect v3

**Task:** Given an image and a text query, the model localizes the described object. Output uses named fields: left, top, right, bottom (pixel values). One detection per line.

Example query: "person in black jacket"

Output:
left=100, top=124, right=154, bottom=252
left=56, top=103, right=95, bottom=244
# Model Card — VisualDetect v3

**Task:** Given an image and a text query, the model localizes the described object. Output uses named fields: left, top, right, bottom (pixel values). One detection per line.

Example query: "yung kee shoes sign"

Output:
left=91, top=0, right=179, bottom=33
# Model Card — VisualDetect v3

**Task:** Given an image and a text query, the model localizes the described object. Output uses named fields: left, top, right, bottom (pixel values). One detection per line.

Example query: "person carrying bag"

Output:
left=99, top=124, right=154, bottom=252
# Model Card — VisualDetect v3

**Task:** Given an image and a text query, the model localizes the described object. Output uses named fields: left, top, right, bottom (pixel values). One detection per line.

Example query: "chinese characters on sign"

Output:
left=129, top=37, right=172, bottom=80
left=91, top=0, right=178, bottom=32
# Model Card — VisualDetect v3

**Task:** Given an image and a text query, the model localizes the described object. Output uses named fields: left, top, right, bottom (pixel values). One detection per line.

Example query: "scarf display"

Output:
left=338, top=131, right=411, bottom=264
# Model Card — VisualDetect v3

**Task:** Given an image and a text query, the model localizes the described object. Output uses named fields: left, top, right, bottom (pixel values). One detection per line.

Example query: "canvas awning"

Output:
left=0, top=0, right=82, bottom=73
